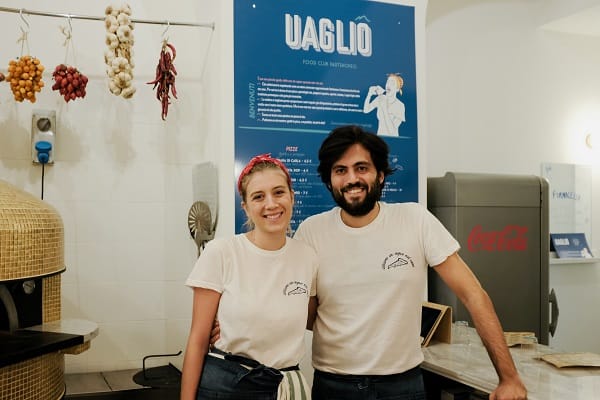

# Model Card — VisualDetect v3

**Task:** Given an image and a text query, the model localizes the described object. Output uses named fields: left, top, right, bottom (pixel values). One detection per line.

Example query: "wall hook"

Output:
left=60, top=14, right=73, bottom=46
left=17, top=8, right=31, bottom=55
left=161, top=20, right=170, bottom=45
left=19, top=8, right=30, bottom=33
left=66, top=14, right=73, bottom=35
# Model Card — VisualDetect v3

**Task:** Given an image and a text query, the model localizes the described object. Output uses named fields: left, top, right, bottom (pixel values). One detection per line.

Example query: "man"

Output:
left=294, top=125, right=527, bottom=399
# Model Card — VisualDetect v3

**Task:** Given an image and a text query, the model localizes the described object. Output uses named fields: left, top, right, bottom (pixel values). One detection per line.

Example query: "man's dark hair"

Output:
left=317, top=125, right=395, bottom=190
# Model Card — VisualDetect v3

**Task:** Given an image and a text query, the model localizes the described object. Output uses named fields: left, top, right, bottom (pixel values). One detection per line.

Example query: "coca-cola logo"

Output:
left=467, top=225, right=528, bottom=252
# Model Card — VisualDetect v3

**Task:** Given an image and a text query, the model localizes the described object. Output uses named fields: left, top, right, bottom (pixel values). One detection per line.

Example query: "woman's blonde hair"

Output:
left=387, top=73, right=404, bottom=95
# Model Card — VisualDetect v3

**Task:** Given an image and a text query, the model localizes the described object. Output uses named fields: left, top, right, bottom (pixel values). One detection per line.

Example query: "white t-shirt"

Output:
left=294, top=202, right=459, bottom=375
left=185, top=234, right=318, bottom=369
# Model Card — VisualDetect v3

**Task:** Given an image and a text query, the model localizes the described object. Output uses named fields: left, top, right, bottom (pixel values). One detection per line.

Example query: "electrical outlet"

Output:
left=32, top=110, right=56, bottom=164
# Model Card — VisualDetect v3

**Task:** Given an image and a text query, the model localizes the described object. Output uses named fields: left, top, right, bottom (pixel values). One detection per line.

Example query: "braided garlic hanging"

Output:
left=104, top=3, right=136, bottom=99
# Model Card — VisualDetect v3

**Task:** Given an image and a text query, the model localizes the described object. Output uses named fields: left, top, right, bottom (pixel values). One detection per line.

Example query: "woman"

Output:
left=180, top=154, right=318, bottom=400
left=363, top=73, right=406, bottom=137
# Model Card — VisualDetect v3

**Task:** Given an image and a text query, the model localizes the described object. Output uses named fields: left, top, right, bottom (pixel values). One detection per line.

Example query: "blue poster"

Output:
left=234, top=0, right=418, bottom=233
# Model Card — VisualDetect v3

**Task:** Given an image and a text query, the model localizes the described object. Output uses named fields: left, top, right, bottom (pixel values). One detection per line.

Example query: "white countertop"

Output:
left=24, top=318, right=99, bottom=342
left=421, top=328, right=600, bottom=400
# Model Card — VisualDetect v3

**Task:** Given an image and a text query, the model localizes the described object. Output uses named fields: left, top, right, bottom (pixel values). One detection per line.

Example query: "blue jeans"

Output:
left=312, top=366, right=426, bottom=400
left=196, top=354, right=282, bottom=399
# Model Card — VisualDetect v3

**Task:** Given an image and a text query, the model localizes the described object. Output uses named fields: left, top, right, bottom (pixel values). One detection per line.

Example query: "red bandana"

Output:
left=237, top=154, right=292, bottom=195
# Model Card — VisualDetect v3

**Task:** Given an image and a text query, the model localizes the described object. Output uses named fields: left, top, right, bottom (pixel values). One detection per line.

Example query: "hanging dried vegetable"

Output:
left=51, top=64, right=89, bottom=102
left=104, top=4, right=136, bottom=98
left=6, top=56, right=45, bottom=103
left=147, top=42, right=177, bottom=120
left=52, top=22, right=88, bottom=102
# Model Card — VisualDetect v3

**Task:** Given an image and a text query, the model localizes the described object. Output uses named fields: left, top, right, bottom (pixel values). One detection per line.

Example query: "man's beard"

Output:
left=332, top=179, right=382, bottom=217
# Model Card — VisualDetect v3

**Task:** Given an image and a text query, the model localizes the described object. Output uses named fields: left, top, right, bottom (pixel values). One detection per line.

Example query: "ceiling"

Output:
left=540, top=5, right=600, bottom=37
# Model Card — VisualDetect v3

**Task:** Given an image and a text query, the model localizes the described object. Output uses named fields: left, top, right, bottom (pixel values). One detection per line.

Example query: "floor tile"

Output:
left=102, top=369, right=146, bottom=391
left=65, top=372, right=110, bottom=395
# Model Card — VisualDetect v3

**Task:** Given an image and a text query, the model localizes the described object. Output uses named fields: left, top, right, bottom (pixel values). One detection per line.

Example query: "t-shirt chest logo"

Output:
left=381, top=252, right=414, bottom=270
left=283, top=281, right=308, bottom=296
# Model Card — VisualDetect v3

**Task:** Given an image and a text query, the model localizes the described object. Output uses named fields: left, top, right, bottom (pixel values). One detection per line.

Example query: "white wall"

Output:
left=1, top=0, right=599, bottom=375
left=0, top=0, right=232, bottom=372
left=426, top=0, right=600, bottom=352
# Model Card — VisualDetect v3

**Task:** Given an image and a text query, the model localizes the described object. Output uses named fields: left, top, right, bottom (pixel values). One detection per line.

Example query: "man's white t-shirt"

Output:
left=185, top=234, right=318, bottom=369
left=295, top=202, right=459, bottom=375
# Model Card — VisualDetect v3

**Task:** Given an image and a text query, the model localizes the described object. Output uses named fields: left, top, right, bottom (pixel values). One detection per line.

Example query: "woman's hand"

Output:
left=369, top=85, right=384, bottom=96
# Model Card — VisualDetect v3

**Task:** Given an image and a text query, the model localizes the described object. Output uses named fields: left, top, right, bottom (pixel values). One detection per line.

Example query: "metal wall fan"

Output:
left=188, top=201, right=217, bottom=255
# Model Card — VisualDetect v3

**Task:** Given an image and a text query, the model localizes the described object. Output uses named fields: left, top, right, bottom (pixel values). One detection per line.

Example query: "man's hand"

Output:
left=209, top=319, right=220, bottom=347
left=490, top=378, right=527, bottom=400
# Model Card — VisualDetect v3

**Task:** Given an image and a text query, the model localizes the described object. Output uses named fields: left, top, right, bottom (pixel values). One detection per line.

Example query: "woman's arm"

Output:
left=363, top=85, right=383, bottom=113
left=382, top=99, right=405, bottom=132
left=180, top=287, right=221, bottom=400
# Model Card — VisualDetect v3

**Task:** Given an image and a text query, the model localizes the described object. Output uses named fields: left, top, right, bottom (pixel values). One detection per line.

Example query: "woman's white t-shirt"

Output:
left=185, top=234, right=318, bottom=369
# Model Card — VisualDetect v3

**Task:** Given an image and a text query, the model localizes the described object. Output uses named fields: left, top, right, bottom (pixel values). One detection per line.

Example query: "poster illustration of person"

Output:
left=363, top=73, right=405, bottom=136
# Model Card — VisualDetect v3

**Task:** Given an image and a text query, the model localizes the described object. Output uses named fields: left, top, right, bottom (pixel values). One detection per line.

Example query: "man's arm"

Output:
left=433, top=252, right=527, bottom=400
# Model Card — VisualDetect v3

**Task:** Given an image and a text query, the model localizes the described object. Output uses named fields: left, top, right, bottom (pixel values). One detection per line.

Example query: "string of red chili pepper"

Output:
left=147, top=42, right=177, bottom=120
